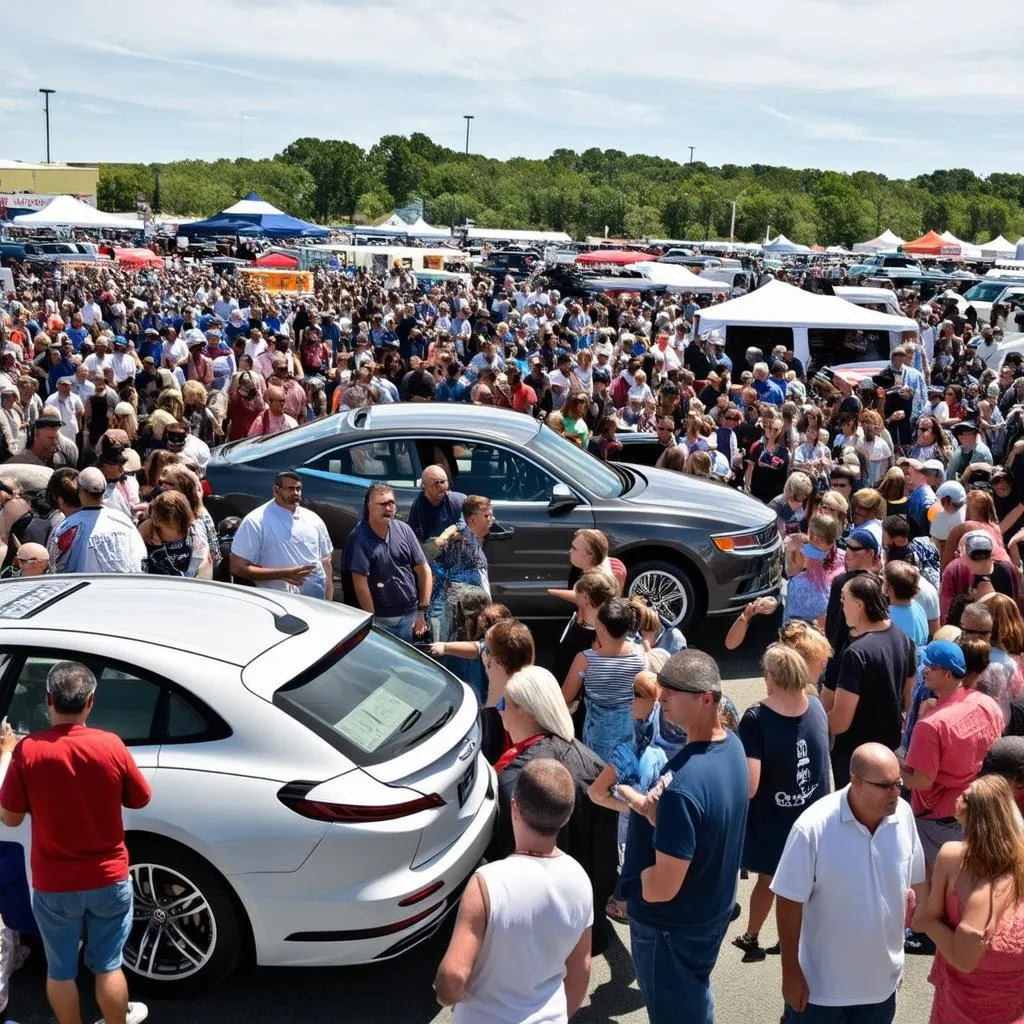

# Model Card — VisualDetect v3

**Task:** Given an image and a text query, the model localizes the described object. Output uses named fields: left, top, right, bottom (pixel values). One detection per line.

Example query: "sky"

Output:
left=3, top=0, right=1024, bottom=179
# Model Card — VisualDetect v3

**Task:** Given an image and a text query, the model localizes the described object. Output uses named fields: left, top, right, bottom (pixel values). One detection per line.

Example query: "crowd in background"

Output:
left=0, top=248, right=1023, bottom=1024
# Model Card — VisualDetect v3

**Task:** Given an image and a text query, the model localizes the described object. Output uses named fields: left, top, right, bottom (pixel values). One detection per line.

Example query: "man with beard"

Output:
left=5, top=410, right=76, bottom=470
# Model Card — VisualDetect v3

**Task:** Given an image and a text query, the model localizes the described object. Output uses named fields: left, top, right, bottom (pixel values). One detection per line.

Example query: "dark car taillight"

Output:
left=277, top=781, right=445, bottom=823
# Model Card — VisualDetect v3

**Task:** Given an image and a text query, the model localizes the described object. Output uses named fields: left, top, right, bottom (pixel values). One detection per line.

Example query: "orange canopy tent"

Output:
left=902, top=230, right=961, bottom=257
left=254, top=251, right=299, bottom=269
left=112, top=247, right=163, bottom=270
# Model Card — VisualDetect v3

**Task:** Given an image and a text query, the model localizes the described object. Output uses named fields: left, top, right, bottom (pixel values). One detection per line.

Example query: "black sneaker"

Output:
left=764, top=942, right=781, bottom=954
left=731, top=933, right=767, bottom=962
left=904, top=930, right=936, bottom=956
left=731, top=902, right=742, bottom=922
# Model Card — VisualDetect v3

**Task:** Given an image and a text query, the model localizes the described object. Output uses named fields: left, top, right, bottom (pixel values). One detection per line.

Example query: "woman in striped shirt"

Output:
left=563, top=598, right=647, bottom=762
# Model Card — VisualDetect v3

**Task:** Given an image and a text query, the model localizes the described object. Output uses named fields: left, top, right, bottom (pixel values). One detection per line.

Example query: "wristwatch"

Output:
left=417, top=605, right=429, bottom=613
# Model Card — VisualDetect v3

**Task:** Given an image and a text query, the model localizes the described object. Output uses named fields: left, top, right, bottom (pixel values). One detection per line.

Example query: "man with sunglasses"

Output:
left=772, top=743, right=925, bottom=1024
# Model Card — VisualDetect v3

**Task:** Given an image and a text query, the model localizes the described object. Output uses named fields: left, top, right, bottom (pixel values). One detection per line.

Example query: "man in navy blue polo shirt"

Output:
left=344, top=482, right=432, bottom=643
left=620, top=649, right=748, bottom=1024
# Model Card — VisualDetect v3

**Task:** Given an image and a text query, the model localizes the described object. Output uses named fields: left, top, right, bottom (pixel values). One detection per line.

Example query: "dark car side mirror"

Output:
left=548, top=483, right=579, bottom=515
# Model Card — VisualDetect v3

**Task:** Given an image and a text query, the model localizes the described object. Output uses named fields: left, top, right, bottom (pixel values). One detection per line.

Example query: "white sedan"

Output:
left=0, top=576, right=495, bottom=992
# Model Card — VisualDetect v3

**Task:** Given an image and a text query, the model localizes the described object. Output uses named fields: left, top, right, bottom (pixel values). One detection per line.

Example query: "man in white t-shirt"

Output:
left=434, top=756, right=593, bottom=1024
left=771, top=743, right=925, bottom=1023
left=931, top=480, right=967, bottom=545
left=230, top=471, right=333, bottom=600
left=44, top=377, right=84, bottom=444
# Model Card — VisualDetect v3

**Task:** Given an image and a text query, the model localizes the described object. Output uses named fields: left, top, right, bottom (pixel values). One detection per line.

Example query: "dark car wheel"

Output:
left=124, top=837, right=247, bottom=995
left=627, top=560, right=698, bottom=631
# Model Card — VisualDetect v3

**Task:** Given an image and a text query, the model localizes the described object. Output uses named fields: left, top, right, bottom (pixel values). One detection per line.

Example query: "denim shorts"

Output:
left=376, top=611, right=417, bottom=644
left=582, top=703, right=634, bottom=764
left=32, top=878, right=133, bottom=981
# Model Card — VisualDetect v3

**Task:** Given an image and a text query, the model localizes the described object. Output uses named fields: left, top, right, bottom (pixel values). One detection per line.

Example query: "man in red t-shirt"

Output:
left=0, top=661, right=152, bottom=1024
left=900, top=640, right=1004, bottom=871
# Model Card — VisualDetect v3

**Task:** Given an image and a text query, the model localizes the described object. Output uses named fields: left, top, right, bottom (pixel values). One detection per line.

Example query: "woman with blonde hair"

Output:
left=488, top=665, right=619, bottom=955
left=733, top=643, right=831, bottom=962
left=913, top=774, right=1024, bottom=1024
left=682, top=450, right=713, bottom=479
left=980, top=593, right=1024, bottom=698
left=877, top=466, right=909, bottom=518
left=111, top=402, right=139, bottom=444
left=156, top=388, right=184, bottom=423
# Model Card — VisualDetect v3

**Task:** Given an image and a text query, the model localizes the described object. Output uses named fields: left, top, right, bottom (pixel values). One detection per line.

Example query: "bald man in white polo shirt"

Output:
left=771, top=743, right=925, bottom=1024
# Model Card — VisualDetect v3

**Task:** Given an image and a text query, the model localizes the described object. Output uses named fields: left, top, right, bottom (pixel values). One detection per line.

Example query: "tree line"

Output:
left=97, top=133, right=1024, bottom=248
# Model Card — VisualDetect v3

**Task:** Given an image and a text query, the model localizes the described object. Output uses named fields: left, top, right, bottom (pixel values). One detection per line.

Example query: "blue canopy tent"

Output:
left=180, top=193, right=329, bottom=238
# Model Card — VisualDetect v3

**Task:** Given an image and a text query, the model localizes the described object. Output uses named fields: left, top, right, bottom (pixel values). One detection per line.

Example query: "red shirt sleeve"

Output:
left=905, top=717, right=941, bottom=782
left=121, top=747, right=152, bottom=810
left=0, top=747, right=28, bottom=814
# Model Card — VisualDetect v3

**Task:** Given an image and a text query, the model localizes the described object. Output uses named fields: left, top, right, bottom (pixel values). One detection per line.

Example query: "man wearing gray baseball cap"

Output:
left=619, top=650, right=748, bottom=1024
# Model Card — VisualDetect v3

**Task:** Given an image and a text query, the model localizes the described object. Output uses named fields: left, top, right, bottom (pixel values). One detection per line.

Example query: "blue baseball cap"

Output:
left=846, top=527, right=880, bottom=554
left=920, top=640, right=966, bottom=678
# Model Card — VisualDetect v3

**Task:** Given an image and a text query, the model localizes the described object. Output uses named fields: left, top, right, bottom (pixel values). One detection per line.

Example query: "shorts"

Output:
left=32, top=878, right=133, bottom=981
left=915, top=817, right=963, bottom=866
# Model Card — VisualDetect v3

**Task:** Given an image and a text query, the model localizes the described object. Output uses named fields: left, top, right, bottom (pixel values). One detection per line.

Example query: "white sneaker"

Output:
left=93, top=1002, right=149, bottom=1024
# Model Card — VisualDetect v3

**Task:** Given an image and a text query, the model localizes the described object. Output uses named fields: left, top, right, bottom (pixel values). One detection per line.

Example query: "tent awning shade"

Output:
left=979, top=234, right=1016, bottom=259
left=10, top=195, right=137, bottom=230
left=254, top=251, right=299, bottom=269
left=853, top=229, right=904, bottom=254
left=112, top=247, right=162, bottom=269
left=693, top=280, right=918, bottom=335
left=904, top=230, right=960, bottom=257
left=576, top=249, right=650, bottom=265
left=180, top=192, right=328, bottom=238
left=764, top=234, right=810, bottom=254
left=631, top=261, right=727, bottom=293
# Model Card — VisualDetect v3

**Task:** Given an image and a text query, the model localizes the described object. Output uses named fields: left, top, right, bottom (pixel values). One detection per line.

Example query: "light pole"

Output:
left=240, top=114, right=254, bottom=158
left=688, top=145, right=695, bottom=164
left=39, top=88, right=55, bottom=163
left=463, top=114, right=474, bottom=156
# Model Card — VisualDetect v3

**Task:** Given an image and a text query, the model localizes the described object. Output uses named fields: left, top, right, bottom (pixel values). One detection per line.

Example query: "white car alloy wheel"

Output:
left=125, top=862, right=219, bottom=980
left=629, top=567, right=690, bottom=628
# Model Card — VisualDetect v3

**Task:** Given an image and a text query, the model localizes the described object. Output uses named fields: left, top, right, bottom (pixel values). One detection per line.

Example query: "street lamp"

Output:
left=729, top=188, right=749, bottom=242
left=39, top=88, right=55, bottom=164
left=240, top=114, right=255, bottom=158
left=463, top=114, right=474, bottom=156
left=688, top=145, right=695, bottom=164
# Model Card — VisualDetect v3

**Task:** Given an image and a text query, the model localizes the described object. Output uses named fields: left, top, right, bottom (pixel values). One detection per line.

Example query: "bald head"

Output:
left=15, top=542, right=49, bottom=577
left=850, top=743, right=898, bottom=781
left=421, top=464, right=450, bottom=505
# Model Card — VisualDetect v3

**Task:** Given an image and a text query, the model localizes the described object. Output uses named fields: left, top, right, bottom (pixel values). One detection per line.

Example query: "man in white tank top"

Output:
left=434, top=759, right=594, bottom=1024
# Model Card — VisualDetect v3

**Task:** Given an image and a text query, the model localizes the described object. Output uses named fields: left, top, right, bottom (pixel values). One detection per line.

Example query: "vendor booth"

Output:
left=691, top=280, right=918, bottom=374
left=181, top=193, right=328, bottom=238
left=9, top=195, right=137, bottom=231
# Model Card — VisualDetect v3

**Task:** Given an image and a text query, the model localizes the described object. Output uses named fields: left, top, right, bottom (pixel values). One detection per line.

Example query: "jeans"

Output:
left=582, top=702, right=633, bottom=764
left=783, top=993, right=897, bottom=1024
left=32, top=878, right=133, bottom=981
left=376, top=610, right=417, bottom=644
left=629, top=917, right=723, bottom=1024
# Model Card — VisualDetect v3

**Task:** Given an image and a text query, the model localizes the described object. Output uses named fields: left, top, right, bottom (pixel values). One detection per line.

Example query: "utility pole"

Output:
left=688, top=145, right=695, bottom=164
left=463, top=114, right=474, bottom=156
left=152, top=164, right=163, bottom=214
left=39, top=88, right=55, bottom=163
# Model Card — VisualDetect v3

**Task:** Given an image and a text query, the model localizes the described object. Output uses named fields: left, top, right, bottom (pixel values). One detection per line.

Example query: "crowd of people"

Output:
left=0, top=247, right=1023, bottom=1024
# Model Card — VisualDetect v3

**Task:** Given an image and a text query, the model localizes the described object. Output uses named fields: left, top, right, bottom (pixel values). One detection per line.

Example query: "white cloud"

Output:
left=0, top=0, right=1021, bottom=174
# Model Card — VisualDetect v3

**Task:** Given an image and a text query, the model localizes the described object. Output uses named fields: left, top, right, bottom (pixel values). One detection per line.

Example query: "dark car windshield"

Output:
left=274, top=627, right=463, bottom=766
left=529, top=423, right=623, bottom=499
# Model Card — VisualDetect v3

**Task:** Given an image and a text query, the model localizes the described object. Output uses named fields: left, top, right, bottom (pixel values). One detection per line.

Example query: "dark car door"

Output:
left=416, top=439, right=594, bottom=617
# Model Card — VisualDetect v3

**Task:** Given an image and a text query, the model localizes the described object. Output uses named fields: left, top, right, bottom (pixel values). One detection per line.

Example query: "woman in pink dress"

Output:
left=912, top=774, right=1024, bottom=1024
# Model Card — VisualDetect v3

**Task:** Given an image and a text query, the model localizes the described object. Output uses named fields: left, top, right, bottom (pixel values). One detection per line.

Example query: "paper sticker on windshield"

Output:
left=335, top=688, right=417, bottom=752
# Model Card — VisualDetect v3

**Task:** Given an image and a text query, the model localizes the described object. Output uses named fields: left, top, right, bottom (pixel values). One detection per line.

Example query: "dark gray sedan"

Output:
left=204, top=405, right=782, bottom=628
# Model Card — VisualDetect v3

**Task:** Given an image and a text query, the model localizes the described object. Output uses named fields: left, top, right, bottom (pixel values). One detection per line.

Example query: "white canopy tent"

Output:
left=10, top=194, right=137, bottom=230
left=466, top=227, right=572, bottom=245
left=631, top=261, right=728, bottom=293
left=358, top=213, right=451, bottom=240
left=692, top=280, right=918, bottom=368
left=763, top=234, right=810, bottom=254
left=853, top=229, right=904, bottom=254
left=940, top=230, right=981, bottom=261
left=222, top=195, right=285, bottom=216
left=979, top=234, right=1016, bottom=260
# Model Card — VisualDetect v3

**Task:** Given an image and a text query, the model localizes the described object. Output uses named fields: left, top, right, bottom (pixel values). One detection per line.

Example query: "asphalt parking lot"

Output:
left=5, top=617, right=933, bottom=1023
